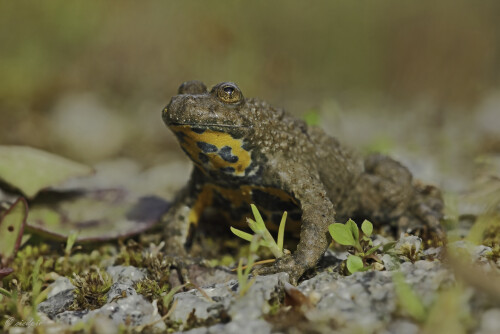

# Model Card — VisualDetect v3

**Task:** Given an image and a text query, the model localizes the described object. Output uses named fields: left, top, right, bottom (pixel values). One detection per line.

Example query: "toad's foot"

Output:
left=252, top=254, right=309, bottom=285
left=163, top=254, right=193, bottom=287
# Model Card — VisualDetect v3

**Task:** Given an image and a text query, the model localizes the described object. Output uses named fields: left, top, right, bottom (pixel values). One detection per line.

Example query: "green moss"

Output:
left=481, top=214, right=500, bottom=248
left=70, top=269, right=113, bottom=310
left=115, top=240, right=172, bottom=288
left=8, top=244, right=52, bottom=291
left=0, top=252, right=46, bottom=330
left=134, top=277, right=171, bottom=315
left=134, top=277, right=168, bottom=302
left=485, top=244, right=500, bottom=263
left=0, top=234, right=182, bottom=331
left=396, top=242, right=422, bottom=263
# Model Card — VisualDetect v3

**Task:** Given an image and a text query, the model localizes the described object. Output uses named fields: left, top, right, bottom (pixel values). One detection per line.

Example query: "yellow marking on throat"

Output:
left=172, top=125, right=251, bottom=176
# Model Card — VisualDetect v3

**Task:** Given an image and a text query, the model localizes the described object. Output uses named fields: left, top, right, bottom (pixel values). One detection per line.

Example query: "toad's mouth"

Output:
left=169, top=122, right=249, bottom=129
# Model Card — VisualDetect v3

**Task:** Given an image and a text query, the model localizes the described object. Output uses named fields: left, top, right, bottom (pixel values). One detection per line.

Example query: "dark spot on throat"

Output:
left=197, top=141, right=218, bottom=153
left=219, top=146, right=239, bottom=163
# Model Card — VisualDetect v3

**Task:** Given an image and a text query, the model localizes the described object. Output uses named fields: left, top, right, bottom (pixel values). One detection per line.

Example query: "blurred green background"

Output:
left=1, top=1, right=499, bottom=192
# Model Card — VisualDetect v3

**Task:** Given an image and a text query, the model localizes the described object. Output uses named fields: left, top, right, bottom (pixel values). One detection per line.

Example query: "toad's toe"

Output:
left=253, top=254, right=308, bottom=285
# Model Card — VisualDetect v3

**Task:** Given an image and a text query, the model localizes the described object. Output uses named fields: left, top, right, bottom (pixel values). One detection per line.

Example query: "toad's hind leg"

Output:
left=351, top=154, right=444, bottom=236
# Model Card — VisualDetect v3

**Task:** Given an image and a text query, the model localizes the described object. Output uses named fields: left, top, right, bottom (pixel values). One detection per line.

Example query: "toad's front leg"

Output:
left=253, top=171, right=335, bottom=285
left=163, top=169, right=210, bottom=256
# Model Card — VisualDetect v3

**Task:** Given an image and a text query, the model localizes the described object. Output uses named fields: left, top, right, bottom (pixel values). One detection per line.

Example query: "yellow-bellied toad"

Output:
left=162, top=81, right=443, bottom=283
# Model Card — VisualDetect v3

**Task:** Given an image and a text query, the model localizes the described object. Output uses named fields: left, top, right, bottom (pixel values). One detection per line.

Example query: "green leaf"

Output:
left=0, top=198, right=27, bottom=265
left=393, top=271, right=427, bottom=322
left=249, top=205, right=282, bottom=258
left=346, top=219, right=359, bottom=243
left=237, top=235, right=260, bottom=297
left=250, top=204, right=266, bottom=231
left=163, top=284, right=186, bottom=307
left=0, top=287, right=12, bottom=298
left=233, top=205, right=284, bottom=259
left=34, top=286, right=51, bottom=306
left=65, top=231, right=79, bottom=257
left=0, top=145, right=94, bottom=198
left=245, top=235, right=260, bottom=276
left=382, top=241, right=397, bottom=252
left=247, top=218, right=259, bottom=233
left=249, top=234, right=260, bottom=256
left=361, top=220, right=373, bottom=237
left=346, top=255, right=364, bottom=274
left=277, top=211, right=287, bottom=252
left=365, top=244, right=381, bottom=256
left=230, top=226, right=268, bottom=248
left=329, top=223, right=356, bottom=246
left=231, top=227, right=254, bottom=242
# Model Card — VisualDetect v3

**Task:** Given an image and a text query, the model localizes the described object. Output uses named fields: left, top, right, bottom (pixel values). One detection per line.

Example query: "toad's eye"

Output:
left=215, top=82, right=243, bottom=104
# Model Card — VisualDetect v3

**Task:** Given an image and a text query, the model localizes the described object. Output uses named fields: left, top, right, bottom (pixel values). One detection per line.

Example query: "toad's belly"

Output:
left=190, top=183, right=302, bottom=234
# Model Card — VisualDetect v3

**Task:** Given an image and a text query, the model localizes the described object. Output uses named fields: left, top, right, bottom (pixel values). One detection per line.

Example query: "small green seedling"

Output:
left=329, top=219, right=395, bottom=274
left=162, top=284, right=186, bottom=309
left=64, top=231, right=79, bottom=258
left=231, top=204, right=288, bottom=259
left=236, top=234, right=260, bottom=296
left=0, top=286, right=11, bottom=298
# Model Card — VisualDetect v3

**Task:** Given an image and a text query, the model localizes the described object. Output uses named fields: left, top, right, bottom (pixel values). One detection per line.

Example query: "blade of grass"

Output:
left=65, top=231, right=79, bottom=257
left=277, top=211, right=287, bottom=252
left=250, top=204, right=265, bottom=230
left=230, top=227, right=254, bottom=242
left=0, top=287, right=11, bottom=298
left=162, top=284, right=186, bottom=307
